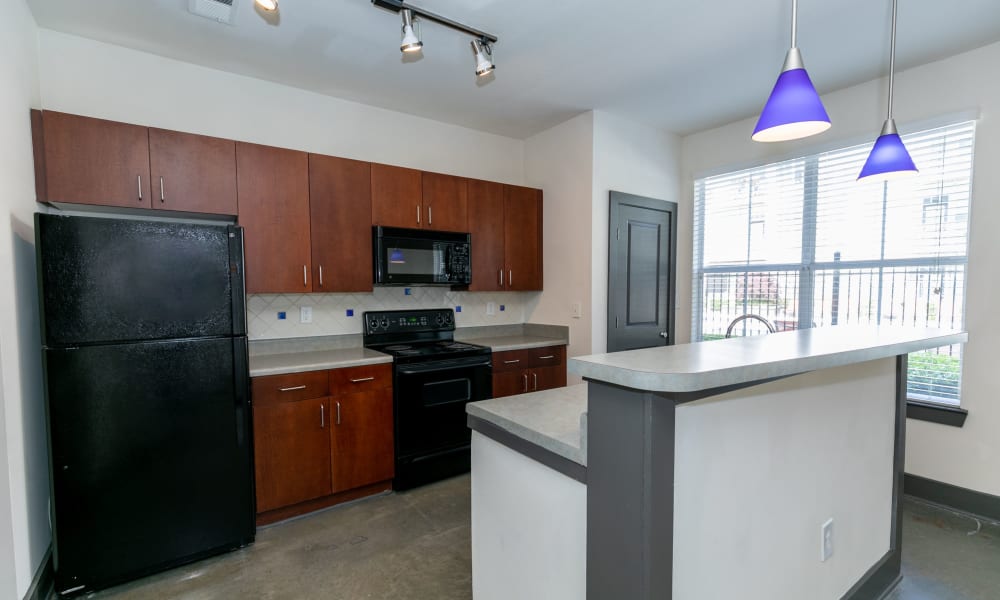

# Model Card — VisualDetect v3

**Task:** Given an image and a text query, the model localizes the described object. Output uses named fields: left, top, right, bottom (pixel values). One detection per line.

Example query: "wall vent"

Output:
left=189, top=0, right=237, bottom=25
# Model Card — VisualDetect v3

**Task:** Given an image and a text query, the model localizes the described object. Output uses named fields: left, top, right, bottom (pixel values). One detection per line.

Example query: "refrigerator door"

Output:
left=36, top=214, right=244, bottom=346
left=45, top=337, right=254, bottom=594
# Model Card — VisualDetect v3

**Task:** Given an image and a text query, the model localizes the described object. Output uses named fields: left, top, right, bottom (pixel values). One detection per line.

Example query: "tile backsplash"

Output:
left=247, top=287, right=541, bottom=339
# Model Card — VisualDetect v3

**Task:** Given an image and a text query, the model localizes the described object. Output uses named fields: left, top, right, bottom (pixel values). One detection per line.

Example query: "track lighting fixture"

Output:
left=471, top=39, right=495, bottom=77
left=399, top=9, right=423, bottom=53
left=372, top=0, right=498, bottom=80
left=254, top=0, right=278, bottom=12
left=752, top=0, right=831, bottom=142
left=858, top=0, right=918, bottom=181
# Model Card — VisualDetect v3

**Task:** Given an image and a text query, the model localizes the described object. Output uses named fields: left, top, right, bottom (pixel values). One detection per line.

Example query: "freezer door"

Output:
left=36, top=214, right=243, bottom=345
left=45, top=338, right=254, bottom=594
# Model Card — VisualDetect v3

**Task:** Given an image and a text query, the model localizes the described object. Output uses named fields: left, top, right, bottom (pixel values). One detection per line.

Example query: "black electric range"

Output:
left=363, top=309, right=492, bottom=490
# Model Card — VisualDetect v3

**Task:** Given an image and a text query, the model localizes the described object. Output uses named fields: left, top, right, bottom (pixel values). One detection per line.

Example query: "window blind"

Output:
left=693, top=121, right=976, bottom=405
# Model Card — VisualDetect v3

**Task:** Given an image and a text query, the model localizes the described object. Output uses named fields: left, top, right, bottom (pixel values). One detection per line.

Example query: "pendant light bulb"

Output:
left=858, top=0, right=918, bottom=181
left=400, top=9, right=423, bottom=53
left=471, top=39, right=495, bottom=77
left=752, top=0, right=831, bottom=142
left=254, top=0, right=278, bottom=12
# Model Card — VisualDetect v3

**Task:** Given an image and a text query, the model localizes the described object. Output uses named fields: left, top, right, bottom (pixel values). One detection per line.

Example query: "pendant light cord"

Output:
left=888, top=0, right=897, bottom=120
left=790, top=0, right=798, bottom=48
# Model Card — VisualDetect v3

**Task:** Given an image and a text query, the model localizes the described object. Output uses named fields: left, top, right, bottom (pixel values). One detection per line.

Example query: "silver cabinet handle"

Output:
left=538, top=355, right=555, bottom=360
left=159, top=176, right=165, bottom=203
left=319, top=265, right=324, bottom=288
left=503, top=359, right=520, bottom=365
left=498, top=268, right=504, bottom=287
left=303, top=265, right=308, bottom=287
left=279, top=385, right=307, bottom=392
left=428, top=206, right=433, bottom=225
left=509, top=270, right=513, bottom=288
left=350, top=376, right=375, bottom=383
left=522, top=374, right=528, bottom=393
left=137, top=175, right=143, bottom=202
left=417, top=205, right=421, bottom=225
left=336, top=401, right=342, bottom=426
left=533, top=372, right=538, bottom=391
left=320, top=404, right=325, bottom=428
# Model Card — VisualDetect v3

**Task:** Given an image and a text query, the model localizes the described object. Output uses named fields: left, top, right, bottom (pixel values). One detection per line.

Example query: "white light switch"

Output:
left=572, top=302, right=583, bottom=319
left=300, top=306, right=313, bottom=324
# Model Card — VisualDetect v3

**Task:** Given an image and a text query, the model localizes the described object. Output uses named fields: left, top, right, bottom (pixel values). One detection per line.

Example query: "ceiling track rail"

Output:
left=371, top=0, right=498, bottom=44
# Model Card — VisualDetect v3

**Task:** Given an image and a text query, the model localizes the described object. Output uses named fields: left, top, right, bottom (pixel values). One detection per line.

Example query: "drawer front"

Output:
left=252, top=370, right=330, bottom=407
left=492, top=349, right=532, bottom=373
left=330, top=363, right=393, bottom=396
left=525, top=345, right=565, bottom=369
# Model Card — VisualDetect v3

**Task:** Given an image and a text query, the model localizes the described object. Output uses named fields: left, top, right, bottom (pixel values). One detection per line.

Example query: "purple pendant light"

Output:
left=752, top=0, right=831, bottom=142
left=858, top=0, right=918, bottom=180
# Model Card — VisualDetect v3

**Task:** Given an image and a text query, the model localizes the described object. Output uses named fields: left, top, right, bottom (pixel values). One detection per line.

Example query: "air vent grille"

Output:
left=189, top=0, right=237, bottom=25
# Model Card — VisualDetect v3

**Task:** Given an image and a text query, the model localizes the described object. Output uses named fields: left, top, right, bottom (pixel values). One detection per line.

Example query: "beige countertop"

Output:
left=461, top=334, right=568, bottom=352
left=570, top=326, right=967, bottom=393
left=249, top=347, right=392, bottom=377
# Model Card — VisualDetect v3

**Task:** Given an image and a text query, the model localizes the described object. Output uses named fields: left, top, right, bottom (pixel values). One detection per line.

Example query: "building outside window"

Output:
left=692, top=121, right=976, bottom=406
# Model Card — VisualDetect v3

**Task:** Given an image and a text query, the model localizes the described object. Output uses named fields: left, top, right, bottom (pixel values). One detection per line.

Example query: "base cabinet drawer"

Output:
left=490, top=345, right=567, bottom=399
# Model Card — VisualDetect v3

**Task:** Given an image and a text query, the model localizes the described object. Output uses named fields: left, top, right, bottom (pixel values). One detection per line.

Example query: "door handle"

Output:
left=538, top=355, right=555, bottom=360
left=303, top=265, right=308, bottom=287
left=279, top=385, right=307, bottom=392
left=137, top=175, right=143, bottom=202
left=533, top=372, right=538, bottom=391
left=659, top=331, right=669, bottom=338
left=336, top=401, right=342, bottom=426
left=508, top=270, right=513, bottom=288
left=159, top=176, right=165, bottom=203
left=503, top=359, right=520, bottom=365
left=428, top=206, right=433, bottom=225
left=350, top=377, right=375, bottom=383
left=319, top=265, right=324, bottom=287
left=320, top=404, right=325, bottom=428
left=498, top=268, right=504, bottom=288
left=417, top=205, right=421, bottom=225
left=522, top=373, right=528, bottom=393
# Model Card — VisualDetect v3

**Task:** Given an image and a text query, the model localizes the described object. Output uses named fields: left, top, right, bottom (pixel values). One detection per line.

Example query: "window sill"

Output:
left=906, top=399, right=968, bottom=427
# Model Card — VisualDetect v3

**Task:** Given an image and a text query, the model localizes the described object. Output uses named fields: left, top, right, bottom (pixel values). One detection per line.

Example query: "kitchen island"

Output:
left=467, top=326, right=966, bottom=600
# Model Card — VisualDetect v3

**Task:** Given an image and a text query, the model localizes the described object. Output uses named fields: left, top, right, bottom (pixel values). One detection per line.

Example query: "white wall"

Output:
left=35, top=29, right=524, bottom=185
left=681, top=42, right=1000, bottom=497
left=591, top=111, right=681, bottom=354
left=0, top=1, right=49, bottom=597
left=524, top=113, right=594, bottom=364
left=674, top=358, right=896, bottom=599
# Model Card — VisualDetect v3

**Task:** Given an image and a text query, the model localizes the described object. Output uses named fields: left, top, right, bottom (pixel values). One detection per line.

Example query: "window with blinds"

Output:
left=693, top=121, right=976, bottom=405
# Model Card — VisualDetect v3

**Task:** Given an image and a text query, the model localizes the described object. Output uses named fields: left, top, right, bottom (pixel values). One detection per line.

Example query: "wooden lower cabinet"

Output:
left=491, top=345, right=567, bottom=399
left=253, top=397, right=332, bottom=513
left=252, top=363, right=394, bottom=525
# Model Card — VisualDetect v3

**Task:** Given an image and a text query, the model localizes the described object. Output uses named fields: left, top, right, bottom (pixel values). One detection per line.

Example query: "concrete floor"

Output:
left=83, top=475, right=999, bottom=600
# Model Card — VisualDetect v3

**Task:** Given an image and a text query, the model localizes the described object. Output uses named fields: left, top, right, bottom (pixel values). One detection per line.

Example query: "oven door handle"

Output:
left=396, top=357, right=492, bottom=375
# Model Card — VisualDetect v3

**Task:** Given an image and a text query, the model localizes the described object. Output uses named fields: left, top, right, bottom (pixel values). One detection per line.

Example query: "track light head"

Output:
left=471, top=39, right=495, bottom=77
left=400, top=9, right=423, bottom=53
left=254, top=0, right=278, bottom=12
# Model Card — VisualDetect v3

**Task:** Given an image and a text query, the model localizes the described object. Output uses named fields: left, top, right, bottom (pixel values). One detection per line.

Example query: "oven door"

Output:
left=394, top=356, right=491, bottom=459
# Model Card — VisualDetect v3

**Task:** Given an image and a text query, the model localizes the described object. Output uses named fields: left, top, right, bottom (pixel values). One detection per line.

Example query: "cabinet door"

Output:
left=330, top=388, right=394, bottom=492
left=236, top=142, right=312, bottom=293
left=504, top=185, right=544, bottom=290
left=41, top=111, right=151, bottom=208
left=467, top=179, right=505, bottom=291
left=493, top=370, right=529, bottom=399
left=371, top=163, right=422, bottom=229
left=253, top=397, right=332, bottom=513
left=310, top=155, right=373, bottom=292
left=149, top=128, right=237, bottom=215
left=531, top=365, right=566, bottom=393
left=422, top=172, right=468, bottom=232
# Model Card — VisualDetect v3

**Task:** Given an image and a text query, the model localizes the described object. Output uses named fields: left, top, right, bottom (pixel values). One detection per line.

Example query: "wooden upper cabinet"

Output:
left=467, top=179, right=505, bottom=291
left=38, top=111, right=151, bottom=208
left=309, top=155, right=373, bottom=293
left=422, top=172, right=468, bottom=232
left=148, top=128, right=237, bottom=215
left=236, top=142, right=312, bottom=294
left=371, top=163, right=422, bottom=229
left=503, top=185, right=544, bottom=291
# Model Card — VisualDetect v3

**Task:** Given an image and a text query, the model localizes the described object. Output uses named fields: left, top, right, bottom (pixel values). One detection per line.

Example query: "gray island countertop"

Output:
left=570, top=326, right=967, bottom=393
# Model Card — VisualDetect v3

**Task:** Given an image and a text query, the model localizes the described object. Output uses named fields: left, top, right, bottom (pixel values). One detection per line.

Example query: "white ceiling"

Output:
left=26, top=0, right=1000, bottom=139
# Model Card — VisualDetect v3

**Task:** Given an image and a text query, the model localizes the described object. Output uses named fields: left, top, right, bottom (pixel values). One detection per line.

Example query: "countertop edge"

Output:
left=249, top=354, right=393, bottom=377
left=466, top=403, right=585, bottom=467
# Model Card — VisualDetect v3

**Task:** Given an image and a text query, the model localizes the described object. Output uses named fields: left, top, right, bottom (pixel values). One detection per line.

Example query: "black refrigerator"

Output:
left=36, top=214, right=255, bottom=596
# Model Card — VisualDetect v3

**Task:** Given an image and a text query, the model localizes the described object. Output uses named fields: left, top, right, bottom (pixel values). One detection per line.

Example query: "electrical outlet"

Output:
left=821, top=518, right=834, bottom=562
left=300, top=306, right=313, bottom=324
left=486, top=302, right=496, bottom=316
left=571, top=302, right=583, bottom=319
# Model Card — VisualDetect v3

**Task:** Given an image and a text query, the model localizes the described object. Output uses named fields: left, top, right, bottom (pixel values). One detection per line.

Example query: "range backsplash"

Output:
left=246, top=287, right=541, bottom=339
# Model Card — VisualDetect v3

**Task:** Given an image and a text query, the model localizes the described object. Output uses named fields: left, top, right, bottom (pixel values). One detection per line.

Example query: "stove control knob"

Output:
left=435, top=315, right=444, bottom=326
left=380, top=318, right=390, bottom=329
left=444, top=313, right=453, bottom=325
left=367, top=317, right=379, bottom=331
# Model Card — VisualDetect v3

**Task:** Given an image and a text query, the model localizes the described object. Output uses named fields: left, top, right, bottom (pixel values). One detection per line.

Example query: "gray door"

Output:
left=607, top=191, right=677, bottom=352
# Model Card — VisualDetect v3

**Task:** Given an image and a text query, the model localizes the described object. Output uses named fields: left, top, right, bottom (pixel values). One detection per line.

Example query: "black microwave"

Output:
left=373, top=226, right=472, bottom=286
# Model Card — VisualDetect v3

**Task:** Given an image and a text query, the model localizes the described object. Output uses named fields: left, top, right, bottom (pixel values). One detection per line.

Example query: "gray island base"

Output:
left=468, top=326, right=966, bottom=600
